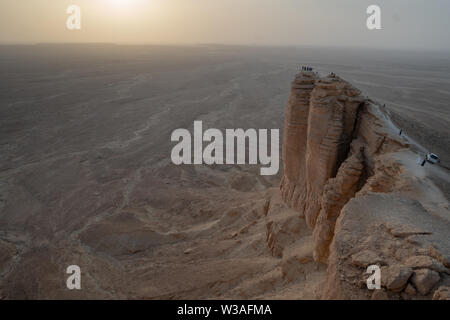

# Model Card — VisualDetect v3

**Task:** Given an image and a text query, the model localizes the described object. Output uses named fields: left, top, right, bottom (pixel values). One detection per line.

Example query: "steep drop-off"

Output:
left=1, top=69, right=448, bottom=300
left=272, top=71, right=450, bottom=299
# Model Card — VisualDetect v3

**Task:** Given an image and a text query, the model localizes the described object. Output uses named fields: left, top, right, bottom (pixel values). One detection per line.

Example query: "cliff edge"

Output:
left=269, top=71, right=450, bottom=299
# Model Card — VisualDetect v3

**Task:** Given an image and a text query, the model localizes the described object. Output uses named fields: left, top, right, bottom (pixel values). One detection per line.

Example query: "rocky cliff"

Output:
left=1, top=67, right=448, bottom=300
left=270, top=71, right=450, bottom=299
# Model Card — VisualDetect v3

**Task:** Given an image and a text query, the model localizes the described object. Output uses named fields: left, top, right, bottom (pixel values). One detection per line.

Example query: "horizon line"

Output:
left=0, top=41, right=450, bottom=54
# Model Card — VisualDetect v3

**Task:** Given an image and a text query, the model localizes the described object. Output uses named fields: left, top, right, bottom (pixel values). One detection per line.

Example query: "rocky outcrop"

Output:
left=275, top=71, right=450, bottom=299
left=281, top=73, right=365, bottom=229
left=312, top=152, right=364, bottom=263
left=281, top=72, right=318, bottom=217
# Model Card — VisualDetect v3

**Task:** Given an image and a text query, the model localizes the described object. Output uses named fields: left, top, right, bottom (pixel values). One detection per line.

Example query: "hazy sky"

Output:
left=1, top=0, right=449, bottom=51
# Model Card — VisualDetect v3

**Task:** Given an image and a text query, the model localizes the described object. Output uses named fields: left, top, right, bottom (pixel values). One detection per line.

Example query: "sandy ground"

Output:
left=0, top=44, right=448, bottom=298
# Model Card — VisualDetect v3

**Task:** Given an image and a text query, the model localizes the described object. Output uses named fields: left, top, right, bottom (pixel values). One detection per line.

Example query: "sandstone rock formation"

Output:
left=274, top=71, right=450, bottom=299
left=281, top=73, right=365, bottom=229
left=1, top=66, right=447, bottom=300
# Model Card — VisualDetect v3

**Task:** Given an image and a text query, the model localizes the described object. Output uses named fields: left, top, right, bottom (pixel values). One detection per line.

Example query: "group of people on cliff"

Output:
left=301, top=66, right=313, bottom=72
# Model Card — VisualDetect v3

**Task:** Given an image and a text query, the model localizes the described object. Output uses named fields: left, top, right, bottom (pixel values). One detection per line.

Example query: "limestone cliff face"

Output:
left=281, top=72, right=317, bottom=217
left=280, top=73, right=369, bottom=262
left=281, top=73, right=365, bottom=229
left=274, top=72, right=450, bottom=299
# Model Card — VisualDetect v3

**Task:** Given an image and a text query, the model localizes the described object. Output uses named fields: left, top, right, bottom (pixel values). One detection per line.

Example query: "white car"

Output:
left=426, top=153, right=440, bottom=164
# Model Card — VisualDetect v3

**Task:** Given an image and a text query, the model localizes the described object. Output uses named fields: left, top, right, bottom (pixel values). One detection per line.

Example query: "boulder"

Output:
left=411, top=269, right=440, bottom=295
left=432, top=286, right=450, bottom=300
left=381, top=265, right=413, bottom=292
left=405, top=255, right=448, bottom=273
left=350, top=250, right=385, bottom=268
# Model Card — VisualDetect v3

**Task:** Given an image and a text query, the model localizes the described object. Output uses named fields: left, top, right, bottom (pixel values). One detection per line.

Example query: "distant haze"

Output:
left=1, top=0, right=450, bottom=51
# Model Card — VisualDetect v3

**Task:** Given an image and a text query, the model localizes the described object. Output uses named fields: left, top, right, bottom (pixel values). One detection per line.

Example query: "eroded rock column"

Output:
left=281, top=72, right=318, bottom=212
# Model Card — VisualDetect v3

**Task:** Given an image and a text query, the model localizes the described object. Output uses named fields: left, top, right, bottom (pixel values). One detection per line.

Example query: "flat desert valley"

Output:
left=0, top=45, right=449, bottom=299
